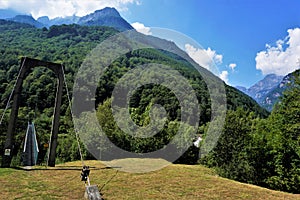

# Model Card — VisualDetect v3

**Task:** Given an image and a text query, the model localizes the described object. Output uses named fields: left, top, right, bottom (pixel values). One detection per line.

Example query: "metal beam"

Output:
left=2, top=57, right=63, bottom=167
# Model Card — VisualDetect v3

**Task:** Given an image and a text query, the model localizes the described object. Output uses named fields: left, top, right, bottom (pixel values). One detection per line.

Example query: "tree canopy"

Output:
left=2, top=20, right=298, bottom=194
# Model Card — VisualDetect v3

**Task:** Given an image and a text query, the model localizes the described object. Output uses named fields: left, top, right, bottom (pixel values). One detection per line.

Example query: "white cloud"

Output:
left=219, top=71, right=229, bottom=83
left=0, top=0, right=140, bottom=19
left=185, top=44, right=223, bottom=71
left=255, top=27, right=300, bottom=76
left=229, top=63, right=237, bottom=71
left=184, top=44, right=231, bottom=83
left=131, top=22, right=152, bottom=35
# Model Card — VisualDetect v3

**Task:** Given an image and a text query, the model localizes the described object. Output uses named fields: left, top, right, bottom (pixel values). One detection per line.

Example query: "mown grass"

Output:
left=0, top=159, right=299, bottom=200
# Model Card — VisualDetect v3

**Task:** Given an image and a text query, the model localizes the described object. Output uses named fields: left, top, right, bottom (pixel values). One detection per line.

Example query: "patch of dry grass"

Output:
left=0, top=159, right=299, bottom=199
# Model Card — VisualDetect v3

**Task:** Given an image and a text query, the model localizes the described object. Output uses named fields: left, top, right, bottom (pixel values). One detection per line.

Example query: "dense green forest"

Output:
left=202, top=76, right=300, bottom=193
left=0, top=20, right=298, bottom=193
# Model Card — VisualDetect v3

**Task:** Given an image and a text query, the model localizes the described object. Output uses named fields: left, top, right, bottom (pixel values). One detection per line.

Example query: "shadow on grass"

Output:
left=11, top=165, right=122, bottom=171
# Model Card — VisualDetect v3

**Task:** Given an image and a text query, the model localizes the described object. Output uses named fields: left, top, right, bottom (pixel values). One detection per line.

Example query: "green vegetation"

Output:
left=0, top=160, right=299, bottom=200
left=0, top=20, right=118, bottom=164
left=202, top=76, right=300, bottom=193
left=0, top=19, right=266, bottom=163
left=0, top=20, right=299, bottom=194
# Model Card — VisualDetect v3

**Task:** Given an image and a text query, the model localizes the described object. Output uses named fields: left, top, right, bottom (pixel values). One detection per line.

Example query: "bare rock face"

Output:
left=237, top=70, right=300, bottom=111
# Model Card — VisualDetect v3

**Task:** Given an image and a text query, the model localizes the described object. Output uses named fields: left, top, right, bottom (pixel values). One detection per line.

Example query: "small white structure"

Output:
left=22, top=122, right=39, bottom=166
left=193, top=136, right=202, bottom=148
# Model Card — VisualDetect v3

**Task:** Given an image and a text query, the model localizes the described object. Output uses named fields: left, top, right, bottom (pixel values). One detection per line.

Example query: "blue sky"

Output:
left=123, top=0, right=300, bottom=87
left=1, top=0, right=300, bottom=87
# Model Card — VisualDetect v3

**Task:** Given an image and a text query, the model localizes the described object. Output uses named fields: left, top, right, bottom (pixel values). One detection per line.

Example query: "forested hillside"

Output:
left=0, top=20, right=119, bottom=164
left=0, top=19, right=267, bottom=163
left=1, top=20, right=299, bottom=194
left=202, top=74, right=300, bottom=193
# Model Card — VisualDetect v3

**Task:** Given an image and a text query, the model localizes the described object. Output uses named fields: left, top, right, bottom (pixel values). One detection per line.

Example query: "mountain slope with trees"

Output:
left=202, top=74, right=300, bottom=193
left=1, top=18, right=299, bottom=194
left=0, top=19, right=267, bottom=163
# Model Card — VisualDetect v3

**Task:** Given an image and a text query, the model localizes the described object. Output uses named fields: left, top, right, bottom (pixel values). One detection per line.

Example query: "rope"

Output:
left=61, top=64, right=85, bottom=167
left=61, top=64, right=117, bottom=191
left=61, top=65, right=95, bottom=187
left=0, top=57, right=27, bottom=125
left=99, top=170, right=119, bottom=192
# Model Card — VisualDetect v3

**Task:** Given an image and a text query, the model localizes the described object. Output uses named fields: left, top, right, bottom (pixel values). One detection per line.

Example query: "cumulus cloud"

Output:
left=131, top=22, right=152, bottom=35
left=0, top=0, right=140, bottom=19
left=219, top=71, right=229, bottom=83
left=184, top=44, right=231, bottom=82
left=185, top=44, right=223, bottom=71
left=229, top=63, right=237, bottom=71
left=255, top=27, right=300, bottom=76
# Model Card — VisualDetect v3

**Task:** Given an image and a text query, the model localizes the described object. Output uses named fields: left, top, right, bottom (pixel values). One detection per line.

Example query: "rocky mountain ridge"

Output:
left=237, top=71, right=300, bottom=111
left=1, top=7, right=133, bottom=31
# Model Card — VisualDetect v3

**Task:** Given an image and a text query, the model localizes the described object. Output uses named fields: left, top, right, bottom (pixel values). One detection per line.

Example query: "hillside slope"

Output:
left=0, top=160, right=298, bottom=199
left=0, top=20, right=268, bottom=150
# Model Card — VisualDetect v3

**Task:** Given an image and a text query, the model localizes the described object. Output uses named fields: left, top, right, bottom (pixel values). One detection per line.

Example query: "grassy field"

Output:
left=0, top=159, right=299, bottom=200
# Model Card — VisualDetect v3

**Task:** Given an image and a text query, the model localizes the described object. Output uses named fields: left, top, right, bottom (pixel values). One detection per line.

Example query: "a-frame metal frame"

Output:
left=2, top=57, right=64, bottom=167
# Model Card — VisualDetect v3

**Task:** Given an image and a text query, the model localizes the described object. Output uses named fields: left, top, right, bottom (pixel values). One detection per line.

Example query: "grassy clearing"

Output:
left=0, top=159, right=299, bottom=200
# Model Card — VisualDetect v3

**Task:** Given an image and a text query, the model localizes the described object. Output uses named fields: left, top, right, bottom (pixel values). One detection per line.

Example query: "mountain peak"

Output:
left=78, top=7, right=133, bottom=31
left=258, top=70, right=300, bottom=111
left=1, top=7, right=132, bottom=31
left=264, top=73, right=283, bottom=82
left=9, top=15, right=44, bottom=28
left=94, top=7, right=120, bottom=17
left=250, top=74, right=283, bottom=91
left=236, top=74, right=290, bottom=111
left=37, top=16, right=50, bottom=24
